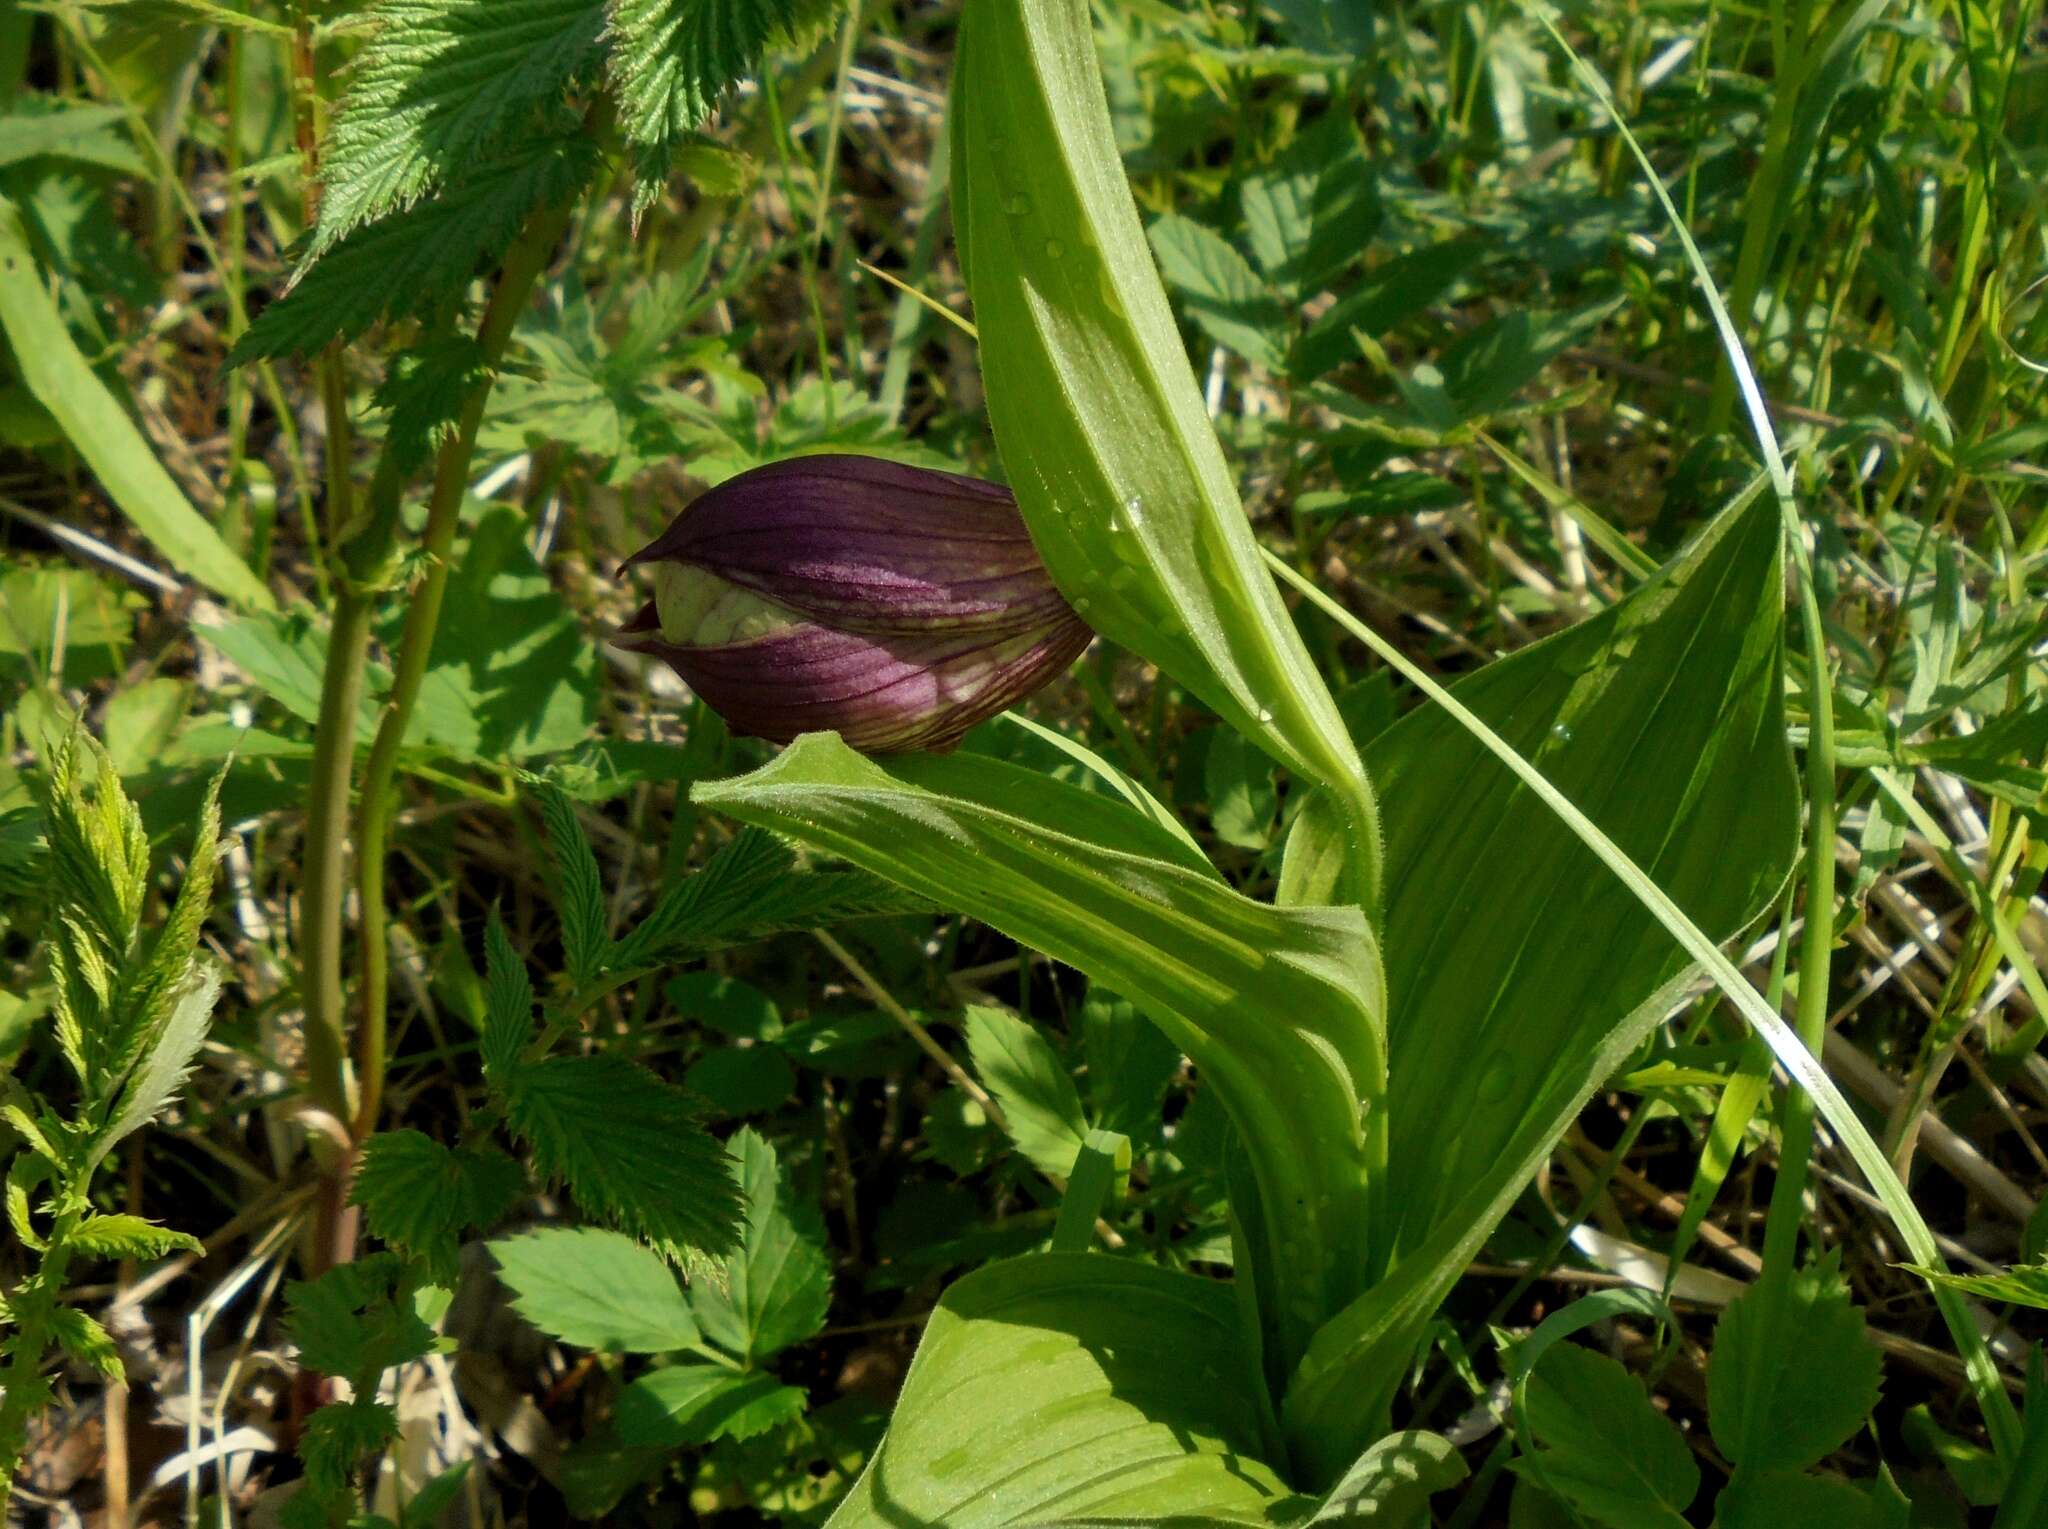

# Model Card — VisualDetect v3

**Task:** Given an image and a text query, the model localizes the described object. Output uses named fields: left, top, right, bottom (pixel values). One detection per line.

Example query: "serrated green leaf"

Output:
left=504, top=1053, right=741, bottom=1258
left=351, top=1130, right=523, bottom=1283
left=537, top=784, right=609, bottom=989
left=490, top=1225, right=701, bottom=1352
left=965, top=1008, right=1088, bottom=1181
left=230, top=135, right=598, bottom=362
left=1902, top=1260, right=2048, bottom=1310
left=299, top=1396, right=400, bottom=1495
left=310, top=0, right=606, bottom=256
left=67, top=1213, right=202, bottom=1261
left=689, top=1127, right=829, bottom=1364
left=47, top=1306, right=124, bottom=1382
left=94, top=961, right=221, bottom=1168
left=613, top=1364, right=807, bottom=1446
left=607, top=825, right=932, bottom=975
left=1510, top=1344, right=1695, bottom=1529
left=608, top=0, right=840, bottom=209
left=481, top=910, right=533, bottom=1086
left=1716, top=1468, right=1894, bottom=1529
left=1079, top=987, right=1180, bottom=1147
left=1710, top=1257, right=1882, bottom=1474
left=1148, top=214, right=1287, bottom=370
left=371, top=335, right=491, bottom=473
left=285, top=1253, right=437, bottom=1388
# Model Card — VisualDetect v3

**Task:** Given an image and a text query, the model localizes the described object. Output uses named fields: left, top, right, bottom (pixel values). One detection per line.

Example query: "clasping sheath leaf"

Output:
left=694, top=734, right=1384, bottom=1379
left=950, top=0, right=1380, bottom=905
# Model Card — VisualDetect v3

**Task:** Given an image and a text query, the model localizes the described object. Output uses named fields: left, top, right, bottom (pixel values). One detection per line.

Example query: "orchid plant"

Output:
left=652, top=0, right=1813, bottom=1518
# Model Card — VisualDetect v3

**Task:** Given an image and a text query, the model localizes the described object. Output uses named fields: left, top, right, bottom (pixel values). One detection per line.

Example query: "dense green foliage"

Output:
left=2, top=0, right=2046, bottom=1523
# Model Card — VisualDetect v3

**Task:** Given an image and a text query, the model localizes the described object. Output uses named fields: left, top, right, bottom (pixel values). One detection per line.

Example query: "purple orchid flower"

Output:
left=613, top=455, right=1093, bottom=753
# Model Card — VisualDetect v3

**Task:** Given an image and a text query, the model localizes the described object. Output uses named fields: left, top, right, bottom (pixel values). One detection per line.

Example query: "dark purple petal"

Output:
left=622, top=454, right=1064, bottom=635
left=615, top=603, right=1093, bottom=753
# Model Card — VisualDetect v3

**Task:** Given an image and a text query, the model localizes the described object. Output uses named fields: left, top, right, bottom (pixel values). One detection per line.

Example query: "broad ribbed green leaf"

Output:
left=0, top=199, right=272, bottom=610
left=694, top=736, right=1382, bottom=1378
left=951, top=0, right=1379, bottom=904
left=825, top=1254, right=1296, bottom=1527
left=1285, top=492, right=1795, bottom=1478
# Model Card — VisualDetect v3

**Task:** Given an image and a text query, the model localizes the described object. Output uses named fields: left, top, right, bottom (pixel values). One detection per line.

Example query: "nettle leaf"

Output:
left=537, top=783, right=610, bottom=988
left=608, top=0, right=842, bottom=211
left=311, top=0, right=607, bottom=256
left=481, top=909, right=534, bottom=1086
left=1509, top=1344, right=1696, bottom=1529
left=66, top=1213, right=202, bottom=1262
left=372, top=335, right=492, bottom=474
left=607, top=825, right=932, bottom=974
left=47, top=1307, right=123, bottom=1382
left=825, top=1254, right=1293, bottom=1527
left=502, top=1053, right=742, bottom=1259
left=298, top=1395, right=401, bottom=1495
left=689, top=1127, right=830, bottom=1365
left=491, top=1225, right=701, bottom=1352
left=230, top=135, right=599, bottom=362
left=285, top=1252, right=437, bottom=1388
left=613, top=1365, right=807, bottom=1446
left=351, top=1129, right=523, bottom=1283
left=1709, top=1257, right=1882, bottom=1475
left=696, top=735, right=1383, bottom=1385
left=965, top=1008, right=1088, bottom=1181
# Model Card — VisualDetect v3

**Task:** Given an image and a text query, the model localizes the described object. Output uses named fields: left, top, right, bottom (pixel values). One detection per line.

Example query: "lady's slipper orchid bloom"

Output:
left=614, top=455, right=1093, bottom=753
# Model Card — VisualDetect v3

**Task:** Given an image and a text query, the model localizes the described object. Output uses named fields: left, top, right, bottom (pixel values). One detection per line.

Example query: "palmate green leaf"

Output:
left=694, top=735, right=1383, bottom=1383
left=502, top=1053, right=742, bottom=1259
left=607, top=0, right=841, bottom=212
left=1714, top=1469, right=1899, bottom=1529
left=491, top=1225, right=701, bottom=1352
left=350, top=1129, right=523, bottom=1283
left=285, top=1253, right=436, bottom=1389
left=230, top=135, right=598, bottom=362
left=951, top=0, right=1379, bottom=901
left=0, top=199, right=273, bottom=610
left=1508, top=1344, right=1696, bottom=1529
left=1709, top=1256, right=1882, bottom=1476
left=1285, top=490, right=1795, bottom=1479
left=825, top=1254, right=1297, bottom=1527
left=966, top=1008, right=1090, bottom=1181
left=688, top=1127, right=830, bottom=1365
left=309, top=0, right=606, bottom=257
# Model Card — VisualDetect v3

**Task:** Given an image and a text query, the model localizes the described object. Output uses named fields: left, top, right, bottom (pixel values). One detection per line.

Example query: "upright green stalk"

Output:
left=349, top=197, right=581, bottom=1139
